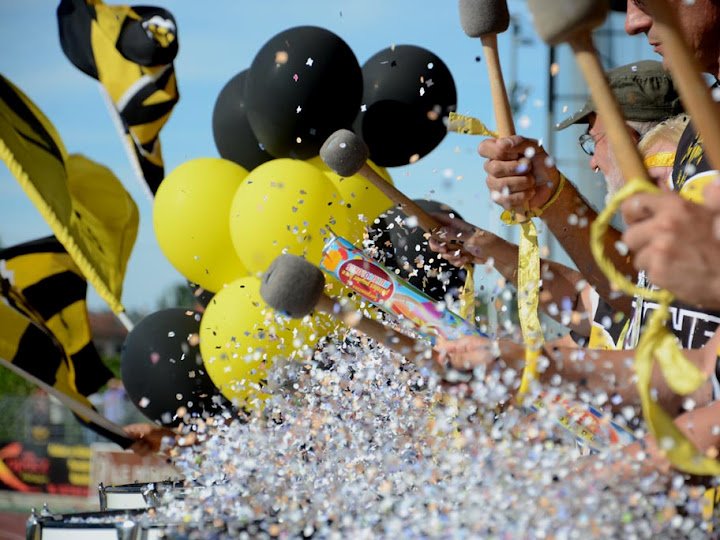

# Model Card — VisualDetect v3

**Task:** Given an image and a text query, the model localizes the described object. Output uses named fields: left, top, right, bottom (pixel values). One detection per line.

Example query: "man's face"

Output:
left=585, top=115, right=639, bottom=202
left=625, top=0, right=720, bottom=74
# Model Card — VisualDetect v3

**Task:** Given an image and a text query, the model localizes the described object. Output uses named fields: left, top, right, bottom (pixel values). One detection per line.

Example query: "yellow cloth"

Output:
left=458, top=266, right=476, bottom=321
left=447, top=112, right=498, bottom=137
left=502, top=175, right=567, bottom=397
left=0, top=75, right=138, bottom=314
left=448, top=113, right=569, bottom=398
left=591, top=179, right=720, bottom=475
left=0, top=301, right=92, bottom=411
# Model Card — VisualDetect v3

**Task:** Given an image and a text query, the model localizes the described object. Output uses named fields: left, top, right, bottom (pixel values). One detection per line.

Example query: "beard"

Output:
left=603, top=167, right=626, bottom=206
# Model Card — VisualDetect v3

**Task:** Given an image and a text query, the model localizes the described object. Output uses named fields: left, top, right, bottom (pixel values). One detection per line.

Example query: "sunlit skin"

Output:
left=434, top=1, right=720, bottom=477
left=621, top=0, right=720, bottom=309
left=625, top=0, right=720, bottom=75
left=124, top=423, right=179, bottom=456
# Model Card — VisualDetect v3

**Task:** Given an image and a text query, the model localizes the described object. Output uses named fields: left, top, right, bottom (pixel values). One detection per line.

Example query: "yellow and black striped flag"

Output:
left=57, top=0, right=179, bottom=195
left=0, top=74, right=139, bottom=315
left=0, top=237, right=130, bottom=447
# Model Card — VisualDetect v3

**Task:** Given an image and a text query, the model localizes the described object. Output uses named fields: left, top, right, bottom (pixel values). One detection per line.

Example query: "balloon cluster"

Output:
left=212, top=26, right=457, bottom=169
left=124, top=26, right=459, bottom=421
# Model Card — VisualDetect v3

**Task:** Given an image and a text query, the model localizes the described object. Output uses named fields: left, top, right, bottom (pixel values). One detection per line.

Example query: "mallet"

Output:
left=641, top=0, right=720, bottom=170
left=321, top=129, right=477, bottom=323
left=458, top=0, right=514, bottom=136
left=527, top=0, right=651, bottom=184
left=320, top=129, right=443, bottom=233
left=261, top=254, right=421, bottom=358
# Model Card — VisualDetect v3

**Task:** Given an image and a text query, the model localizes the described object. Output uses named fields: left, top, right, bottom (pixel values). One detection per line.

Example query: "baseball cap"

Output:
left=556, top=60, right=683, bottom=130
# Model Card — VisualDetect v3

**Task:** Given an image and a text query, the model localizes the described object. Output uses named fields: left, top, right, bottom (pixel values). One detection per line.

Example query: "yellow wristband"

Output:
left=501, top=174, right=567, bottom=225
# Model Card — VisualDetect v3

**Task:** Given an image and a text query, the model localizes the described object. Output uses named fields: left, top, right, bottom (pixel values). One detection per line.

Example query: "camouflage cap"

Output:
left=556, top=60, right=683, bottom=130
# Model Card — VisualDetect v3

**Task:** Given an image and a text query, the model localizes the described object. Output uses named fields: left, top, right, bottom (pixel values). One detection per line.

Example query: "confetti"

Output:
left=136, top=331, right=708, bottom=538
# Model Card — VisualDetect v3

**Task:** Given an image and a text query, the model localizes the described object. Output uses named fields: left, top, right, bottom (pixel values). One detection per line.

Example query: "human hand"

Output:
left=621, top=191, right=720, bottom=308
left=428, top=213, right=492, bottom=268
left=434, top=334, right=501, bottom=372
left=478, top=136, right=561, bottom=213
left=123, top=423, right=178, bottom=456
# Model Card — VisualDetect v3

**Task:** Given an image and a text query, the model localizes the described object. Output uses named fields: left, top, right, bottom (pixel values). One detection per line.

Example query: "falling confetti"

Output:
left=122, top=330, right=713, bottom=538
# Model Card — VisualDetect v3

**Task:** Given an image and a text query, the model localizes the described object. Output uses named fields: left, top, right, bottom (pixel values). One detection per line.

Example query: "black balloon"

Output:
left=245, top=26, right=363, bottom=159
left=121, top=308, right=224, bottom=426
left=354, top=45, right=457, bottom=167
left=187, top=280, right=214, bottom=309
left=212, top=70, right=273, bottom=170
left=367, top=200, right=467, bottom=303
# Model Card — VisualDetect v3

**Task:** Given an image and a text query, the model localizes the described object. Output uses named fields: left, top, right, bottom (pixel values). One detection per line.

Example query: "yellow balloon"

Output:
left=230, top=159, right=351, bottom=272
left=200, top=276, right=337, bottom=408
left=199, top=276, right=295, bottom=408
left=154, top=158, right=250, bottom=292
left=307, top=156, right=394, bottom=244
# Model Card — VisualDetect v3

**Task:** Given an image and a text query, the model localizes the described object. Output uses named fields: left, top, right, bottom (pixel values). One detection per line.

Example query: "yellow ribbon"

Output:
left=447, top=112, right=498, bottom=137
left=516, top=220, right=542, bottom=397
left=458, top=266, right=476, bottom=321
left=445, top=113, right=485, bottom=323
left=448, top=113, right=570, bottom=400
left=503, top=175, right=566, bottom=398
left=591, top=179, right=720, bottom=475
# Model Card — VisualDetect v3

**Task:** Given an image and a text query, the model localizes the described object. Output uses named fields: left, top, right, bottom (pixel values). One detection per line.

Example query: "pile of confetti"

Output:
left=138, top=330, right=714, bottom=539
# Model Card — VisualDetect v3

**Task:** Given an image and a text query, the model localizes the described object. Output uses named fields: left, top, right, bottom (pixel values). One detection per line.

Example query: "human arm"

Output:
left=478, top=136, right=633, bottom=315
left=434, top=329, right=719, bottom=414
left=619, top=399, right=720, bottom=477
left=428, top=212, right=597, bottom=335
left=123, top=423, right=178, bottom=456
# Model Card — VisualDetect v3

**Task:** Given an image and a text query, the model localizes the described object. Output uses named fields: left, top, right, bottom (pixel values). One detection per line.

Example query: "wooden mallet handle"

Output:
left=356, top=163, right=442, bottom=232
left=481, top=33, right=516, bottom=137
left=569, top=33, right=651, bottom=184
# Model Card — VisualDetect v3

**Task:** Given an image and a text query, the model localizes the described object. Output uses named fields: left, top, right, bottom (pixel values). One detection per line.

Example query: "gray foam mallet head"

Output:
left=527, top=0, right=609, bottom=45
left=320, top=129, right=369, bottom=177
left=458, top=0, right=510, bottom=37
left=261, top=254, right=325, bottom=318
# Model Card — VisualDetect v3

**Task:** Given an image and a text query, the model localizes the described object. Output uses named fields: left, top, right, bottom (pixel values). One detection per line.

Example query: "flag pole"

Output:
left=97, top=85, right=155, bottom=203
left=0, top=356, right=131, bottom=443
left=116, top=310, right=135, bottom=332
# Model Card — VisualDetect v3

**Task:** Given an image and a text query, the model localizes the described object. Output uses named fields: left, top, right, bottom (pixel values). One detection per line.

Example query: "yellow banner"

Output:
left=0, top=75, right=138, bottom=313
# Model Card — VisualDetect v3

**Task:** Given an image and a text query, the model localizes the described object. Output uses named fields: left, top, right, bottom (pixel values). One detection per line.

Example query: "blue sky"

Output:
left=0, top=1, right=656, bottom=313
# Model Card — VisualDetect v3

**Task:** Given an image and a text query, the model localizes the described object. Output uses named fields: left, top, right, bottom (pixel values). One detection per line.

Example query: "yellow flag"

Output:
left=58, top=0, right=179, bottom=195
left=0, top=74, right=138, bottom=314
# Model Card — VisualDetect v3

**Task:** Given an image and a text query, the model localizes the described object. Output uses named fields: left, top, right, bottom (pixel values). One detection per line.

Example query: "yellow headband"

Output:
left=643, top=151, right=675, bottom=168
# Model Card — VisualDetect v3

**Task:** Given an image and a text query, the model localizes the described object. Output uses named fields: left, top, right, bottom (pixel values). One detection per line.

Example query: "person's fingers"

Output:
left=478, top=136, right=537, bottom=160
left=439, top=253, right=473, bottom=268
left=429, top=236, right=469, bottom=258
left=433, top=226, right=473, bottom=244
left=485, top=173, right=536, bottom=195
left=629, top=234, right=677, bottom=281
left=620, top=193, right=657, bottom=224
left=703, top=180, right=720, bottom=212
left=427, top=237, right=446, bottom=253
left=484, top=158, right=535, bottom=181
left=621, top=218, right=657, bottom=253
left=491, top=189, right=536, bottom=209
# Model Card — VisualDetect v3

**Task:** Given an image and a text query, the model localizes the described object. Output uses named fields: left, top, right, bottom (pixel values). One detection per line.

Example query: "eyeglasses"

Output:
left=578, top=131, right=606, bottom=156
